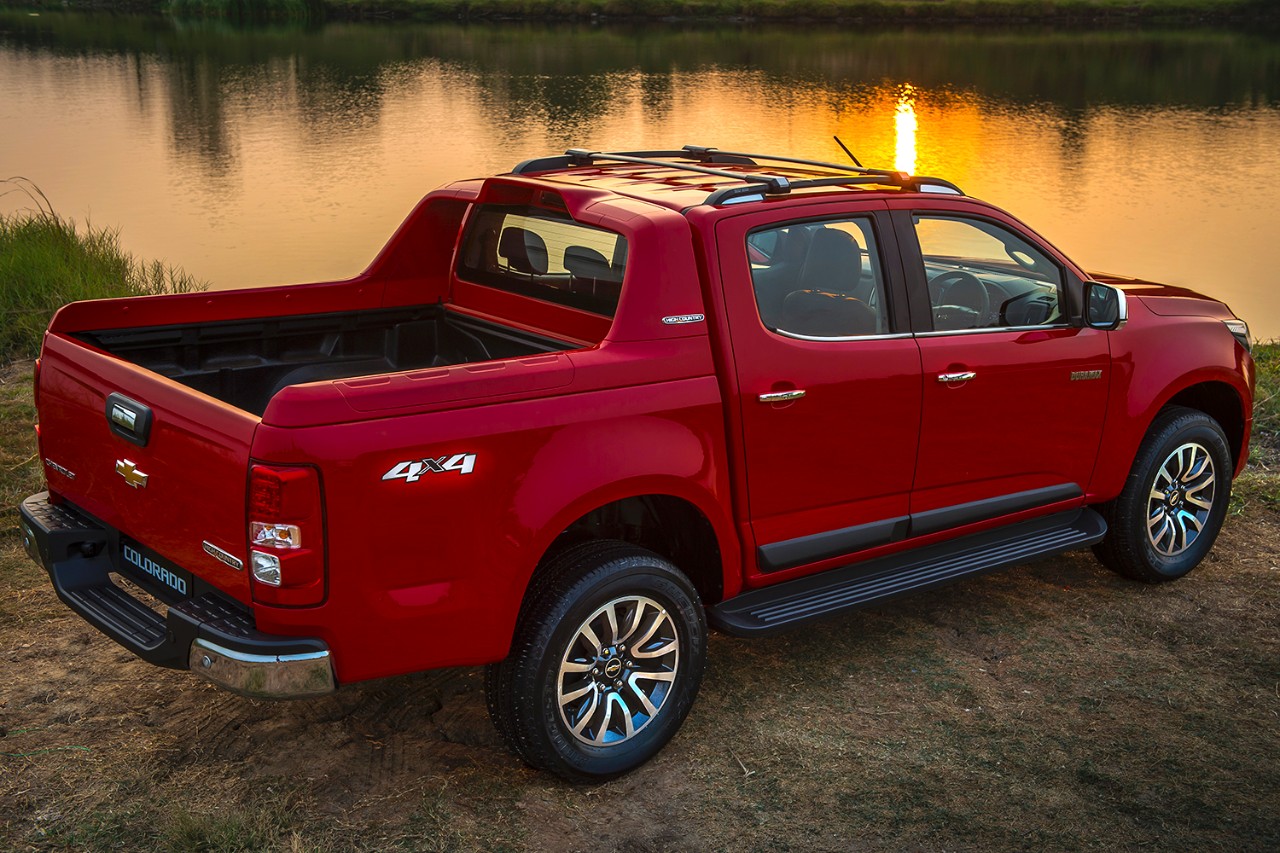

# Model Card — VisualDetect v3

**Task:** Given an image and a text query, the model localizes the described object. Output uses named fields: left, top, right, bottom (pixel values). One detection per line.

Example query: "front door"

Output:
left=891, top=205, right=1110, bottom=528
left=716, top=204, right=923, bottom=579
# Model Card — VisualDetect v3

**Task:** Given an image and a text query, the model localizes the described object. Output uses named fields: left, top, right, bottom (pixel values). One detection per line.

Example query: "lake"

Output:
left=2, top=12, right=1278, bottom=338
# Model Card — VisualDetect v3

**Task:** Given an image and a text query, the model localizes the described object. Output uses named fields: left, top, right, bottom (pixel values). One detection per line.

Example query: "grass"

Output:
left=6, top=0, right=1279, bottom=22
left=0, top=178, right=205, bottom=362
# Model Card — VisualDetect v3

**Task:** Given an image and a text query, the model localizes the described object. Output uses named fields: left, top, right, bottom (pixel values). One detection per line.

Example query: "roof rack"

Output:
left=516, top=148, right=794, bottom=195
left=682, top=145, right=965, bottom=198
left=509, top=147, right=964, bottom=206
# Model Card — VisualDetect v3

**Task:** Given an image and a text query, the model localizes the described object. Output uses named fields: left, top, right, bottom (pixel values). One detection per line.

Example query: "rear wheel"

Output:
left=1094, top=406, right=1233, bottom=582
left=485, top=541, right=706, bottom=782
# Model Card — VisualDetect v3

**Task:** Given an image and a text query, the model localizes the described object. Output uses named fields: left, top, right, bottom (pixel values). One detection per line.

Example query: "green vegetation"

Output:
left=3, top=0, right=1278, bottom=22
left=0, top=179, right=204, bottom=362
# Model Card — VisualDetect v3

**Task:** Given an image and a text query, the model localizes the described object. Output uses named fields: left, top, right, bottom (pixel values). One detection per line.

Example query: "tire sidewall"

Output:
left=1127, top=415, right=1232, bottom=580
left=529, top=557, right=706, bottom=780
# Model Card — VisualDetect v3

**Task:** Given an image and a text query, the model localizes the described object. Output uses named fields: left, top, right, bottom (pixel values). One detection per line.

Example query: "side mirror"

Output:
left=1084, top=282, right=1127, bottom=330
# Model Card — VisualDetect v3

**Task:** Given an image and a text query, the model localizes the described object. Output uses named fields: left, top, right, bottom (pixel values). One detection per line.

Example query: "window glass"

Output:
left=913, top=215, right=1063, bottom=332
left=457, top=204, right=627, bottom=317
left=746, top=217, right=888, bottom=338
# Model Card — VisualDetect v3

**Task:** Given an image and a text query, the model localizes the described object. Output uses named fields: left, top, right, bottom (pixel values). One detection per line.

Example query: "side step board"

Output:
left=710, top=508, right=1107, bottom=637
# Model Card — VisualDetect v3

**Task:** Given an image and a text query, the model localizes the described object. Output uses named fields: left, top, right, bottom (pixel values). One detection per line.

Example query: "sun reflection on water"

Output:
left=895, top=84, right=918, bottom=174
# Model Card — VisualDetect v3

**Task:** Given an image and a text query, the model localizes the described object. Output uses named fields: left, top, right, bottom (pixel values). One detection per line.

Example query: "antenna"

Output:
left=833, top=135, right=863, bottom=169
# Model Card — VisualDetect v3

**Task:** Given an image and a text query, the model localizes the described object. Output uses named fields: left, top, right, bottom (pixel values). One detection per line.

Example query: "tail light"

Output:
left=248, top=463, right=325, bottom=606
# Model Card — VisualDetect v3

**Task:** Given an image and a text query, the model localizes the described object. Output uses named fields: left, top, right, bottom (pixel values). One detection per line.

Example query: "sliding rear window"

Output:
left=457, top=204, right=629, bottom=317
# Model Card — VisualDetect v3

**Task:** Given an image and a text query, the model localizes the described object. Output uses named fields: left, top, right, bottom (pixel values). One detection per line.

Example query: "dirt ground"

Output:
left=2, top=360, right=1278, bottom=851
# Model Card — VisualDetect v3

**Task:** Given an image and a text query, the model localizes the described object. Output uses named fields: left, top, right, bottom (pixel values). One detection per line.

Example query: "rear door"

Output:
left=889, top=203, right=1110, bottom=527
left=36, top=333, right=257, bottom=602
left=715, top=202, right=923, bottom=581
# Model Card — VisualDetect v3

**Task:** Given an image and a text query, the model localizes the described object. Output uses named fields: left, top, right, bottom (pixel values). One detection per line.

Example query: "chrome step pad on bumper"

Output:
left=20, top=491, right=335, bottom=699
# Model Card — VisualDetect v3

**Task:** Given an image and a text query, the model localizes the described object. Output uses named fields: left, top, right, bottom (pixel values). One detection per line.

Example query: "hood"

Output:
left=1087, top=271, right=1235, bottom=321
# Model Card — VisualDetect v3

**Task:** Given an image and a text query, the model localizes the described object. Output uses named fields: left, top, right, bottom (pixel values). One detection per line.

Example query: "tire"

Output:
left=484, top=540, right=707, bottom=782
left=1093, top=406, right=1233, bottom=583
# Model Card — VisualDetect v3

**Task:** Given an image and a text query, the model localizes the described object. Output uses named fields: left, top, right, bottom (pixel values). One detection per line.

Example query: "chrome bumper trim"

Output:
left=190, top=637, right=336, bottom=699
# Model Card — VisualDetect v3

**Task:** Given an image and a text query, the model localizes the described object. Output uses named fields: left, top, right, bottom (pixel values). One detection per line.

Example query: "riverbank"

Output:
left=4, top=0, right=1278, bottom=25
left=0, top=181, right=204, bottom=361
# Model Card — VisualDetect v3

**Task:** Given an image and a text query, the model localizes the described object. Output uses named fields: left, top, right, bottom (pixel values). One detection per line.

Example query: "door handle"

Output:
left=937, top=371, right=977, bottom=383
left=758, top=390, right=806, bottom=403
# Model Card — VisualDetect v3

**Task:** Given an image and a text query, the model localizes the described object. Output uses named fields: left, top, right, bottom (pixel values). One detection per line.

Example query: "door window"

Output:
left=913, top=215, right=1063, bottom=332
left=746, top=218, right=888, bottom=338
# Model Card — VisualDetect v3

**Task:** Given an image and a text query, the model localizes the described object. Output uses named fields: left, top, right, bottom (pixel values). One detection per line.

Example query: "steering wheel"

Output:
left=931, top=270, right=990, bottom=329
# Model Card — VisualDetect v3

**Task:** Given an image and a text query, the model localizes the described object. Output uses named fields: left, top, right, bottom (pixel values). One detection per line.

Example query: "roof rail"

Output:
left=683, top=145, right=964, bottom=197
left=680, top=145, right=892, bottom=178
left=523, top=149, right=794, bottom=195
left=509, top=146, right=964, bottom=205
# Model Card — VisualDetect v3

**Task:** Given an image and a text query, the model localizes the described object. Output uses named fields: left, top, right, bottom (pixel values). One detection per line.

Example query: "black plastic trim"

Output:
left=105, top=392, right=152, bottom=447
left=758, top=516, right=909, bottom=574
left=909, top=483, right=1083, bottom=537
left=19, top=492, right=327, bottom=670
left=712, top=508, right=1106, bottom=636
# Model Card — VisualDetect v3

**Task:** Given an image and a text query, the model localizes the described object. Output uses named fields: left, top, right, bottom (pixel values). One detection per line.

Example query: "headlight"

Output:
left=1223, top=319, right=1251, bottom=352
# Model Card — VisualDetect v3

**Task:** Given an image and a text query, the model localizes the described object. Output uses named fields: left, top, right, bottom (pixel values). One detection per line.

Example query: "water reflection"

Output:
left=2, top=12, right=1279, bottom=336
left=895, top=85, right=917, bottom=175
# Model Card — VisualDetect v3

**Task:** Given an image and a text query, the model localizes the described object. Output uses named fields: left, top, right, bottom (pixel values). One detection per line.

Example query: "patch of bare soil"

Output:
left=2, top=509, right=1278, bottom=852
left=2, top=357, right=1278, bottom=850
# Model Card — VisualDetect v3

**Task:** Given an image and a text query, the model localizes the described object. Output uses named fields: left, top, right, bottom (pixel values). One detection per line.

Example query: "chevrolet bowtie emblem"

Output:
left=115, top=459, right=149, bottom=489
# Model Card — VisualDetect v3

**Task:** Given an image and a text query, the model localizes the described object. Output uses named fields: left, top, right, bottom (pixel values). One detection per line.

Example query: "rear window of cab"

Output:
left=457, top=204, right=629, bottom=317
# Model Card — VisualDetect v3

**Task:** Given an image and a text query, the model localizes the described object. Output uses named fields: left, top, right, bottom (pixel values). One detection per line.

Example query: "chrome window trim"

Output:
left=774, top=329, right=915, bottom=343
left=916, top=323, right=1072, bottom=338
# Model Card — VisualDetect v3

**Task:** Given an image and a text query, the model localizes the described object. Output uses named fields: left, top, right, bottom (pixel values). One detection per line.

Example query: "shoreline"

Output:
left=4, top=1, right=1279, bottom=26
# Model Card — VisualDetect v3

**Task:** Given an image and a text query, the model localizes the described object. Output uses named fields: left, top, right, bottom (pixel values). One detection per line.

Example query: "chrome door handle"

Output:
left=758, top=390, right=806, bottom=403
left=937, top=371, right=977, bottom=383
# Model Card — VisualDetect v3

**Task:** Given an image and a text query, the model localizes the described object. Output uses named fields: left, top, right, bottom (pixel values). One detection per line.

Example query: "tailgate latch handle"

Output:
left=105, top=393, right=153, bottom=447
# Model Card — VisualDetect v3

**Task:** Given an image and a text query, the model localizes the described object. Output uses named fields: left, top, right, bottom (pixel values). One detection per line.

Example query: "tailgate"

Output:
left=36, top=334, right=257, bottom=603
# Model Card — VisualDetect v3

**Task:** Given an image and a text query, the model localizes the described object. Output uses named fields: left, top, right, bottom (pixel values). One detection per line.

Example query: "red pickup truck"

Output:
left=19, top=147, right=1254, bottom=781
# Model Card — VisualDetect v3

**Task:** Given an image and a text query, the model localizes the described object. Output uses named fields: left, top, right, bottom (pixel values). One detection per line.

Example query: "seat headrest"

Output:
left=499, top=227, right=549, bottom=275
left=563, top=245, right=617, bottom=281
left=798, top=228, right=863, bottom=294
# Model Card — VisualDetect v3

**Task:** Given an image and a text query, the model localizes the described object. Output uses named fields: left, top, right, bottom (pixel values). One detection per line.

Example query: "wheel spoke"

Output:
left=561, top=660, right=592, bottom=673
left=560, top=682, right=596, bottom=705
left=633, top=669, right=677, bottom=683
left=571, top=691, right=600, bottom=736
left=603, top=602, right=620, bottom=645
left=629, top=677, right=659, bottom=716
left=617, top=599, right=645, bottom=644
left=579, top=624, right=603, bottom=656
left=632, top=638, right=677, bottom=660
left=593, top=695, right=616, bottom=744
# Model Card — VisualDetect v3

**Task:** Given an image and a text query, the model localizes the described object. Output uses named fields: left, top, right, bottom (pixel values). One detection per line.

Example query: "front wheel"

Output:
left=485, top=541, right=707, bottom=782
left=1094, top=406, right=1233, bottom=583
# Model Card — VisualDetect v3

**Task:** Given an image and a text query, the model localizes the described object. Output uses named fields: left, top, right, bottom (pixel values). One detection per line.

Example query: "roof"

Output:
left=508, top=146, right=965, bottom=213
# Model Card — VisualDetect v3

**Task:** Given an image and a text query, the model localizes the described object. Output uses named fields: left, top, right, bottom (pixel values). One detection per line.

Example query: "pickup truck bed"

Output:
left=77, top=304, right=575, bottom=416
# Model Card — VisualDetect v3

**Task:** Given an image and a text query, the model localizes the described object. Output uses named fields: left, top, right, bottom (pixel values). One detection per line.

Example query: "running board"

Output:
left=710, top=508, right=1107, bottom=637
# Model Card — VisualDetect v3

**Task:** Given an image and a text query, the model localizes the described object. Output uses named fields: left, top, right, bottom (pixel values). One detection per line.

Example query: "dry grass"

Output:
left=1, top=355, right=1278, bottom=851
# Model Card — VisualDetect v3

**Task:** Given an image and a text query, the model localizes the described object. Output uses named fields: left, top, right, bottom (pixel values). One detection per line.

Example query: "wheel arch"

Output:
left=1162, top=380, right=1248, bottom=471
left=1091, top=368, right=1252, bottom=501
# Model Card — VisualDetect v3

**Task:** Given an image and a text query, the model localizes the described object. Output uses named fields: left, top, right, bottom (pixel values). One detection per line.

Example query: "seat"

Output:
left=778, top=290, right=878, bottom=337
left=751, top=226, right=813, bottom=329
left=498, top=227, right=549, bottom=275
left=796, top=227, right=869, bottom=301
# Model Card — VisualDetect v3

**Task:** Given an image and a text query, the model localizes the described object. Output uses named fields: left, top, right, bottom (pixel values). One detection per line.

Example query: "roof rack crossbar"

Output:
left=681, top=145, right=896, bottom=179
left=561, top=149, right=793, bottom=195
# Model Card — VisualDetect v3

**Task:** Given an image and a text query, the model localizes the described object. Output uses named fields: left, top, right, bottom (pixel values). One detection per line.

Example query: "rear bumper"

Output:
left=19, top=491, right=335, bottom=699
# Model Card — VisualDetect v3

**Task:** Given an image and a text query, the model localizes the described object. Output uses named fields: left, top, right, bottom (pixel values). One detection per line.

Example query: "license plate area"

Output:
left=117, top=537, right=194, bottom=604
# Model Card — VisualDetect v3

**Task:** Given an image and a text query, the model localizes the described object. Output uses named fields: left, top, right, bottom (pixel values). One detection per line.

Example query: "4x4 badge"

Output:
left=115, top=459, right=149, bottom=489
left=383, top=453, right=477, bottom=483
